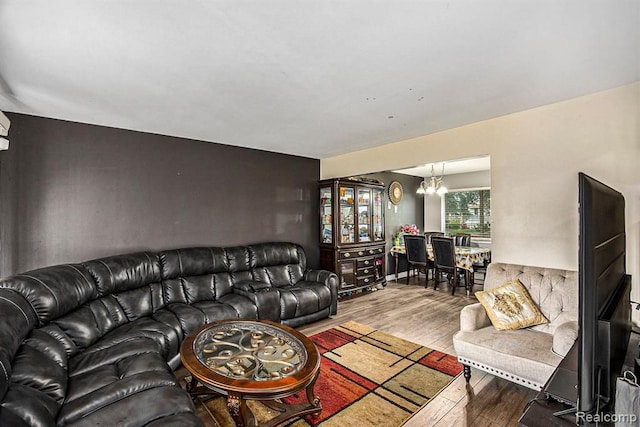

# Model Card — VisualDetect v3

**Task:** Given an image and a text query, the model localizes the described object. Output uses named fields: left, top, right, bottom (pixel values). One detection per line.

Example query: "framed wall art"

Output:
left=388, top=181, right=403, bottom=205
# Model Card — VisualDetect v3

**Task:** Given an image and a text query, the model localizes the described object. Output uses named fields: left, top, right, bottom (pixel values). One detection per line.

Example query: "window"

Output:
left=443, top=189, right=491, bottom=237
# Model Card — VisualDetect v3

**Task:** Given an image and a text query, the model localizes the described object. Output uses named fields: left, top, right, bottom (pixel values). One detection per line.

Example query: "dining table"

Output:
left=389, top=243, right=491, bottom=283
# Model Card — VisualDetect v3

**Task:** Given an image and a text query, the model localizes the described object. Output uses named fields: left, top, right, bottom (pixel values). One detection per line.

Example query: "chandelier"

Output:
left=416, top=164, right=448, bottom=195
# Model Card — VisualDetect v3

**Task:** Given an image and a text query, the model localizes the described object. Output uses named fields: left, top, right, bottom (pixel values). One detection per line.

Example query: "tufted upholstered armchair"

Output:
left=453, top=263, right=578, bottom=390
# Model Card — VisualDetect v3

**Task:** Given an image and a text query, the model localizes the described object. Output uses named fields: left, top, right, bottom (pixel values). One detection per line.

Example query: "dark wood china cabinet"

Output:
left=319, top=178, right=386, bottom=298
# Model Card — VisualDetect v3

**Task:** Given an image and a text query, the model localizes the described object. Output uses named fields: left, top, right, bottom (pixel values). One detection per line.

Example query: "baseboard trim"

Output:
left=386, top=272, right=409, bottom=281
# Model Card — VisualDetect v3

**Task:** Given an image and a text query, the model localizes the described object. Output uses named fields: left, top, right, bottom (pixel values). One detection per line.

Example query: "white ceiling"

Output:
left=0, top=1, right=638, bottom=159
left=393, top=155, right=491, bottom=178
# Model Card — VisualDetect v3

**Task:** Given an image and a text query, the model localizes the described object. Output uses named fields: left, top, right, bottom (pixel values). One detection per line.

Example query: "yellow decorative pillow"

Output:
left=475, top=279, right=548, bottom=331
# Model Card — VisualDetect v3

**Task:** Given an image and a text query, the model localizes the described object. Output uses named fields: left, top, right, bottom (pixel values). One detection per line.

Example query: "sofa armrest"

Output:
left=303, top=270, right=338, bottom=286
left=303, top=270, right=339, bottom=316
left=552, top=321, right=578, bottom=357
left=459, top=303, right=492, bottom=332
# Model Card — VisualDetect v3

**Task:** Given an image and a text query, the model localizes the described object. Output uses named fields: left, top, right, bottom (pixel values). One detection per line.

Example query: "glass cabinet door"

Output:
left=357, top=188, right=371, bottom=242
left=372, top=188, right=383, bottom=241
left=320, top=186, right=332, bottom=244
left=339, top=260, right=356, bottom=289
left=339, top=186, right=355, bottom=244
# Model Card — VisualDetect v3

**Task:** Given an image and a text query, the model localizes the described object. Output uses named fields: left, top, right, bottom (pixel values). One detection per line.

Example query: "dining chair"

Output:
left=451, top=233, right=471, bottom=247
left=424, top=231, right=444, bottom=244
left=431, top=237, right=468, bottom=295
left=471, top=252, right=491, bottom=288
left=403, top=235, right=432, bottom=287
left=450, top=234, right=489, bottom=288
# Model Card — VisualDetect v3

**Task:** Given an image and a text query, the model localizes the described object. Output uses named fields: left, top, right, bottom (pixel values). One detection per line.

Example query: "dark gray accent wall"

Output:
left=0, top=114, right=320, bottom=276
left=364, top=171, right=424, bottom=276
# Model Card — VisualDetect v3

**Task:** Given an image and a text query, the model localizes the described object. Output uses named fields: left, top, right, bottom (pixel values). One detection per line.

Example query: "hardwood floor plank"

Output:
left=439, top=369, right=489, bottom=402
left=402, top=395, right=457, bottom=426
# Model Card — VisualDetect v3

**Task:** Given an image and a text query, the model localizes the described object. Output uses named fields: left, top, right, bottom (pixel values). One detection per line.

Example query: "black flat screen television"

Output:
left=578, top=172, right=631, bottom=416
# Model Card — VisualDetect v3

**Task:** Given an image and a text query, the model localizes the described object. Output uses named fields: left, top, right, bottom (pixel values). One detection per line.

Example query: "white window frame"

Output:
left=440, top=186, right=491, bottom=239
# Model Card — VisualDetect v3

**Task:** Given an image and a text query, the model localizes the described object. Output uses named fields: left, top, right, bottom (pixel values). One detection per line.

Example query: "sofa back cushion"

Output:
left=0, top=288, right=67, bottom=426
left=0, top=264, right=97, bottom=326
left=83, top=252, right=164, bottom=320
left=224, top=246, right=254, bottom=284
left=84, top=252, right=161, bottom=296
left=248, top=242, right=306, bottom=287
left=0, top=289, right=38, bottom=402
left=484, top=263, right=577, bottom=334
left=159, top=243, right=308, bottom=301
left=0, top=264, right=106, bottom=356
left=160, top=247, right=234, bottom=304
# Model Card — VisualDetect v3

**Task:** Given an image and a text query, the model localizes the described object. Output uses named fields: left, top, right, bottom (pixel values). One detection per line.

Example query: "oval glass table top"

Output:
left=193, top=320, right=308, bottom=381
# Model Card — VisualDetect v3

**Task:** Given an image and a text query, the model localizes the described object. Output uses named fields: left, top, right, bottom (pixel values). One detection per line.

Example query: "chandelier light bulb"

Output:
left=417, top=163, right=448, bottom=196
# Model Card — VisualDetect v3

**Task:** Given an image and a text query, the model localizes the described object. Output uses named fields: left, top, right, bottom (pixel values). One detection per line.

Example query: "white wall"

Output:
left=424, top=195, right=441, bottom=232
left=321, top=83, right=640, bottom=299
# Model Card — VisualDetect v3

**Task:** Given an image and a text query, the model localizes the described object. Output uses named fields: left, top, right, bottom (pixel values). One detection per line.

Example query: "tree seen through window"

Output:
left=444, top=189, right=491, bottom=237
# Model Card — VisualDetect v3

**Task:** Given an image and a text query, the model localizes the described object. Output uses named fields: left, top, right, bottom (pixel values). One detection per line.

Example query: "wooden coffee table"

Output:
left=180, top=319, right=322, bottom=427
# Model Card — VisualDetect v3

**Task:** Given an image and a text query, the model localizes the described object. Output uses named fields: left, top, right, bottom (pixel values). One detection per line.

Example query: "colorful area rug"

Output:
left=198, top=321, right=462, bottom=426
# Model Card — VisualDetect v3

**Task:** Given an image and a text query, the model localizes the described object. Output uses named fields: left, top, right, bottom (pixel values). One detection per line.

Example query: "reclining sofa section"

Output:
left=0, top=242, right=338, bottom=427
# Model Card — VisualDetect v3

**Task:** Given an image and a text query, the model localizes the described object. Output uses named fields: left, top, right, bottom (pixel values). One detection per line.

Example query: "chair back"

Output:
left=404, top=235, right=427, bottom=266
left=424, top=231, right=445, bottom=244
left=431, top=237, right=457, bottom=270
left=452, top=234, right=470, bottom=246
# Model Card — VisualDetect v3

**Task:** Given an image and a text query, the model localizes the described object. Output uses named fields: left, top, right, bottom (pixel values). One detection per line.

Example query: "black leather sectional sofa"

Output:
left=0, top=242, right=338, bottom=426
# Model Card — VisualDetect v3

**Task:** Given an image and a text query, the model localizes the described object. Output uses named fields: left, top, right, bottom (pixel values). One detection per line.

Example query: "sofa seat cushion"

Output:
left=116, top=317, right=178, bottom=357
left=216, top=293, right=259, bottom=318
left=75, top=316, right=181, bottom=363
left=66, top=351, right=173, bottom=402
left=278, top=281, right=333, bottom=320
left=61, top=386, right=198, bottom=427
left=453, top=327, right=562, bottom=387
left=0, top=383, right=60, bottom=427
left=165, top=301, right=243, bottom=337
left=233, top=281, right=281, bottom=322
left=69, top=337, right=163, bottom=377
left=60, top=348, right=180, bottom=426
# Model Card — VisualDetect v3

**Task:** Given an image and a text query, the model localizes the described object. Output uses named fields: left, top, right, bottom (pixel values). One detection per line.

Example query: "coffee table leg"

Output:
left=227, top=393, right=253, bottom=427
left=185, top=376, right=198, bottom=396
left=305, top=374, right=322, bottom=416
